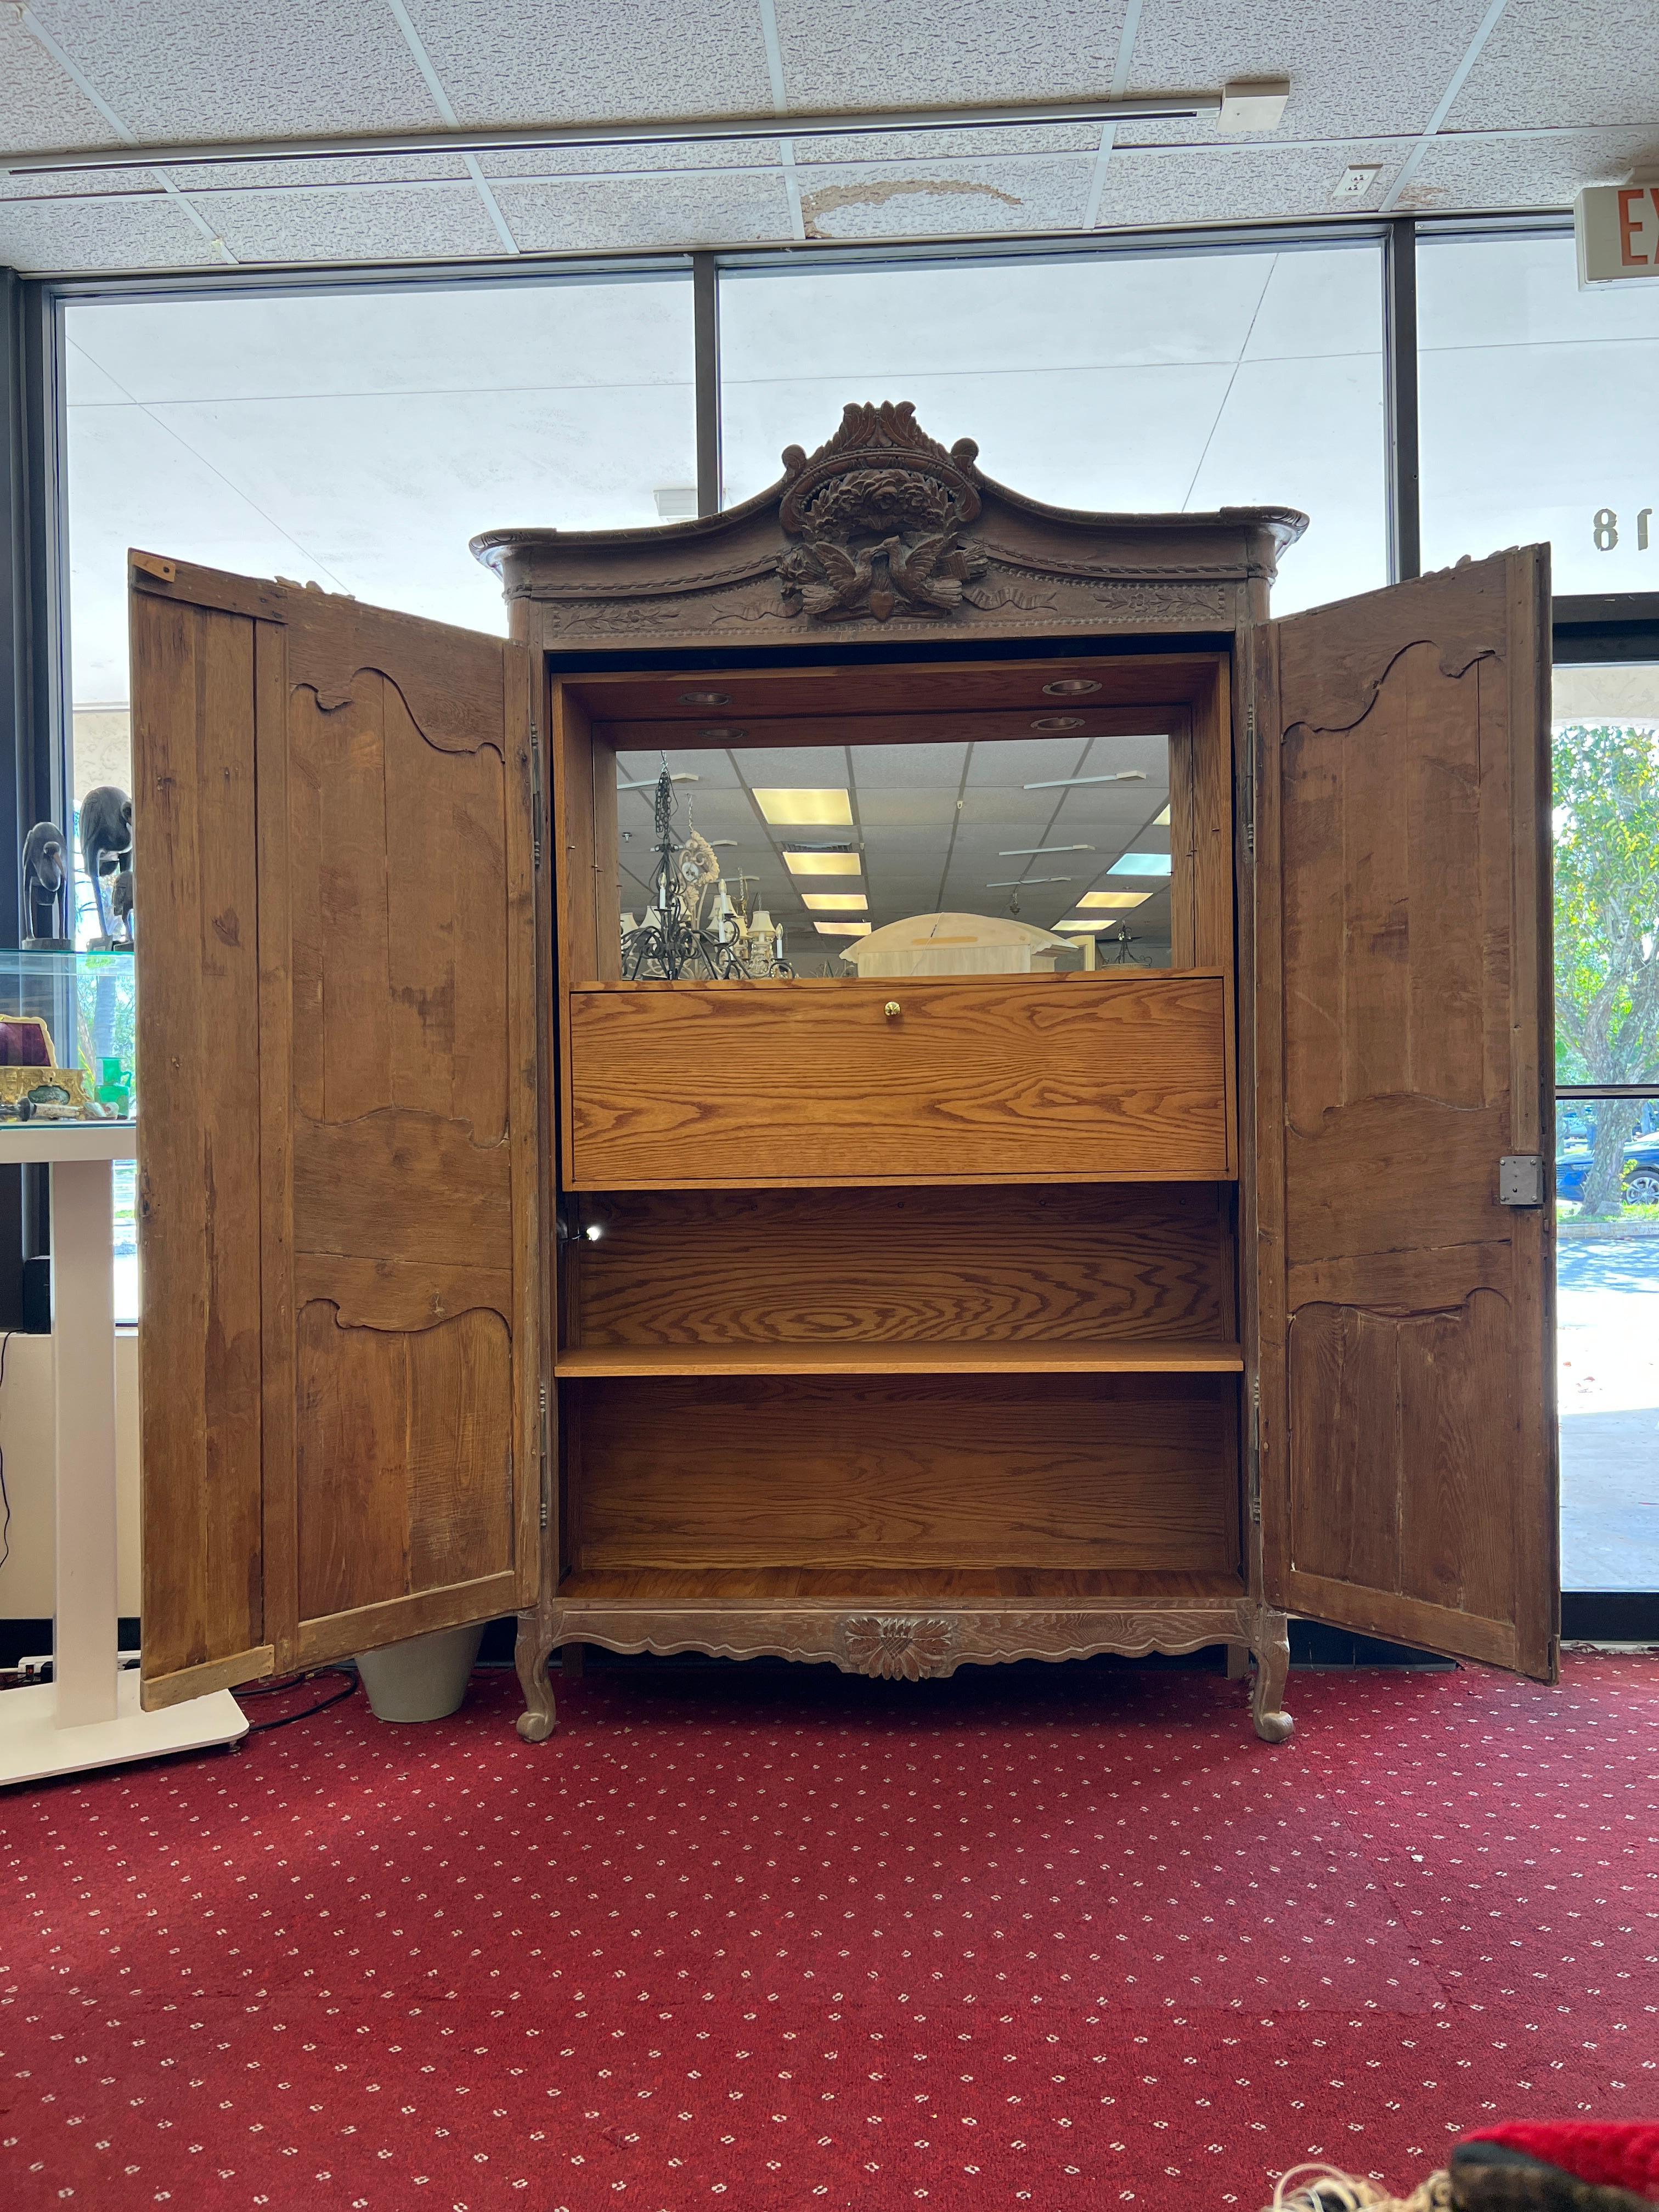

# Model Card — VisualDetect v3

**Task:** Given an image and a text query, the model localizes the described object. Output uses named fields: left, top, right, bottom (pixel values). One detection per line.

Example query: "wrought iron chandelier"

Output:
left=620, top=766, right=793, bottom=981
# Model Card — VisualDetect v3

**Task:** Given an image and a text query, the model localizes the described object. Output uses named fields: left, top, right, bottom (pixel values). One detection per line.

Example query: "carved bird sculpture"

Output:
left=793, top=538, right=878, bottom=618
left=887, top=526, right=974, bottom=612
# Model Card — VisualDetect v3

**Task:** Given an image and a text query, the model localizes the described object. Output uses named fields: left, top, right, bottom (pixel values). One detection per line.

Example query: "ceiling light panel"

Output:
left=1107, top=853, right=1173, bottom=877
left=815, top=921, right=870, bottom=937
left=1076, top=890, right=1152, bottom=911
left=801, top=892, right=868, bottom=912
left=785, top=850, right=862, bottom=876
left=752, top=788, right=854, bottom=826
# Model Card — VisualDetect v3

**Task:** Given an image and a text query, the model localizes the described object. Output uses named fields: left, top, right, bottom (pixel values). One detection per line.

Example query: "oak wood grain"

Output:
left=556, top=1340, right=1242, bottom=1378
left=556, top=1567, right=1246, bottom=1603
left=567, top=972, right=1230, bottom=1188
left=570, top=1374, right=1238, bottom=1573
left=562, top=653, right=1232, bottom=726
left=134, top=593, right=266, bottom=1692
left=575, top=1184, right=1235, bottom=1346
left=1260, top=550, right=1556, bottom=1678
left=296, top=1302, right=512, bottom=1620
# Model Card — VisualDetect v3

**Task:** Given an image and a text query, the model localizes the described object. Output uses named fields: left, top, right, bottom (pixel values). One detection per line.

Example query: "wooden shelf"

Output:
left=555, top=1339, right=1243, bottom=1379
left=556, top=1566, right=1247, bottom=1605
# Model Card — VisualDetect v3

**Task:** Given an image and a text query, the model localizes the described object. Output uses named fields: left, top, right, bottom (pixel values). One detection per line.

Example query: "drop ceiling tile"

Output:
left=791, top=125, right=1103, bottom=163
left=27, top=0, right=442, bottom=141
left=850, top=742, right=967, bottom=788
left=798, top=157, right=1090, bottom=240
left=1125, top=0, right=1498, bottom=139
left=615, top=751, right=745, bottom=788
left=774, top=0, right=1132, bottom=112
left=1096, top=142, right=1403, bottom=227
left=1397, top=130, right=1659, bottom=216
left=402, top=0, right=774, bottom=125
left=178, top=153, right=472, bottom=189
left=1447, top=0, right=1659, bottom=131
left=479, top=143, right=782, bottom=178
left=0, top=15, right=122, bottom=153
left=204, top=183, right=506, bottom=264
left=493, top=172, right=793, bottom=251
left=0, top=190, right=222, bottom=274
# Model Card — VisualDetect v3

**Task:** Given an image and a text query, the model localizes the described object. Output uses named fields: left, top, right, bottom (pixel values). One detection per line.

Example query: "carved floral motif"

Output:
left=838, top=1614, right=956, bottom=1680
left=776, top=402, right=988, bottom=625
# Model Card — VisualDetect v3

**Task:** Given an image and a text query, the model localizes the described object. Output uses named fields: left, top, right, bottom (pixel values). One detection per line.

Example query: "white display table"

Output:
left=0, top=1121, right=246, bottom=1784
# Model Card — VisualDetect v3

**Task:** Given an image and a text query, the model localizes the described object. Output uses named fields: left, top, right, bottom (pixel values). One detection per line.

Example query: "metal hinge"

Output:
left=1247, top=1376, right=1262, bottom=1525
left=1499, top=1155, right=1545, bottom=1207
left=538, top=1381, right=550, bottom=1529
left=530, top=722, right=544, bottom=872
left=1243, top=698, right=1256, bottom=862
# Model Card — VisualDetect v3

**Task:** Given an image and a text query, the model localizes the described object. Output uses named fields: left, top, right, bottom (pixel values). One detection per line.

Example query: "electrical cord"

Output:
left=237, top=1666, right=359, bottom=1732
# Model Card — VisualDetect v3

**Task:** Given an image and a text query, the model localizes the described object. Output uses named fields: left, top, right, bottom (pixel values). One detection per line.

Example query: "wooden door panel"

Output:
left=296, top=1303, right=514, bottom=1617
left=567, top=972, right=1232, bottom=1188
left=134, top=592, right=270, bottom=1706
left=134, top=555, right=541, bottom=1705
left=1254, top=550, right=1556, bottom=1677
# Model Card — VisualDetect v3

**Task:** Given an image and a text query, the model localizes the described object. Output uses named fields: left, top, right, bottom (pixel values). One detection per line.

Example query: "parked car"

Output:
left=1555, top=1132, right=1659, bottom=1207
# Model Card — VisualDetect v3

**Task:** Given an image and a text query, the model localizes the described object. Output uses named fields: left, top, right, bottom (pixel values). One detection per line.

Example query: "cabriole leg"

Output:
left=1247, top=1607, right=1294, bottom=1743
left=514, top=1608, right=558, bottom=1742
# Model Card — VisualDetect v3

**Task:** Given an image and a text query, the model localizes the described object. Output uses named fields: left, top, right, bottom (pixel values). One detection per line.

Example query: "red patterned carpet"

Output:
left=2, top=1653, right=1655, bottom=2212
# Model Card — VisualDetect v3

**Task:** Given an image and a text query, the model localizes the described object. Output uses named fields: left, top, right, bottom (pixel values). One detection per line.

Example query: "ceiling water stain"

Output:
left=800, top=177, right=1022, bottom=240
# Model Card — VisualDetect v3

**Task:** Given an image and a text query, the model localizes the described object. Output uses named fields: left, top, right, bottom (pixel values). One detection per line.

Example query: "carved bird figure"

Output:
left=887, top=524, right=984, bottom=612
left=790, top=538, right=878, bottom=618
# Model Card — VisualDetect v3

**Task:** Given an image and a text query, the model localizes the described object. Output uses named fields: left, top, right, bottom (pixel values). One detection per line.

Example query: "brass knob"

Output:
left=884, top=1001, right=901, bottom=1018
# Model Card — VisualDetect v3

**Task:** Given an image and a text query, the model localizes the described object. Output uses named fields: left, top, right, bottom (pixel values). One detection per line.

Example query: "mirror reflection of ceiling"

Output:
left=2, top=0, right=1649, bottom=275
left=614, top=733, right=1174, bottom=969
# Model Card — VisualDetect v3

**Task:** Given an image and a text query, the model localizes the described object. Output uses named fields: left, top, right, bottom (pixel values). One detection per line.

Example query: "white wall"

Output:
left=0, top=1331, right=141, bottom=1621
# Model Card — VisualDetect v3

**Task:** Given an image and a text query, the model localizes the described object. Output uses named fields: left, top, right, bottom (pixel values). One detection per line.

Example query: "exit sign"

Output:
left=1577, top=183, right=1659, bottom=284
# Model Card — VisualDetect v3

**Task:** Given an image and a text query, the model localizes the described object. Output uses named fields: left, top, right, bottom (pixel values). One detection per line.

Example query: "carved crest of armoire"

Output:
left=129, top=401, right=1558, bottom=1746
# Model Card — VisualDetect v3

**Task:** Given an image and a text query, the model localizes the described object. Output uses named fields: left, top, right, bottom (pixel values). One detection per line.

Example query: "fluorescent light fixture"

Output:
left=986, top=876, right=1073, bottom=888
left=653, top=486, right=699, bottom=519
left=802, top=892, right=868, bottom=912
left=753, top=788, right=854, bottom=825
left=1077, top=890, right=1152, bottom=910
left=785, top=850, right=862, bottom=876
left=998, top=844, right=1095, bottom=857
left=1022, top=770, right=1148, bottom=791
left=1055, top=918, right=1114, bottom=932
left=815, top=921, right=871, bottom=937
left=1217, top=78, right=1289, bottom=133
left=618, top=772, right=698, bottom=791
left=1154, top=803, right=1171, bottom=826
left=1108, top=853, right=1172, bottom=878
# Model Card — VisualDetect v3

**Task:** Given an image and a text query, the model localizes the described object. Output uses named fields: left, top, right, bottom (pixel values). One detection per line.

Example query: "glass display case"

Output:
left=0, top=950, right=137, bottom=1321
left=0, top=950, right=136, bottom=1125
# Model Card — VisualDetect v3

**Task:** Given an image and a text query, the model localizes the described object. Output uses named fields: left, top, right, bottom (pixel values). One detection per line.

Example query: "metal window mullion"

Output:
left=1383, top=215, right=1421, bottom=584
left=692, top=251, right=722, bottom=517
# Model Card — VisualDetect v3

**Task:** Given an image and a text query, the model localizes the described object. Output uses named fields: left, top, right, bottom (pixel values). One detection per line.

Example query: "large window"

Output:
left=64, top=269, right=698, bottom=853
left=1420, top=229, right=1659, bottom=592
left=60, top=269, right=697, bottom=1322
left=1551, top=661, right=1659, bottom=1593
left=719, top=242, right=1388, bottom=617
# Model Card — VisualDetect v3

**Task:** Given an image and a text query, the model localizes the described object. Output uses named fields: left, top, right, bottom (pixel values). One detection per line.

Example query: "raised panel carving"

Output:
left=296, top=1303, right=512, bottom=1621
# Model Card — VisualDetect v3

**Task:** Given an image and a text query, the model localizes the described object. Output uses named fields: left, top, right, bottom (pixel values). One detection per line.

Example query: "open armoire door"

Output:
left=1250, top=546, right=1559, bottom=1679
left=131, top=553, right=544, bottom=1711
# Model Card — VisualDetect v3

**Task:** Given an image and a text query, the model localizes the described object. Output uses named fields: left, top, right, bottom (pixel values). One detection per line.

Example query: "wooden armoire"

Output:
left=131, top=401, right=1558, bottom=1746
